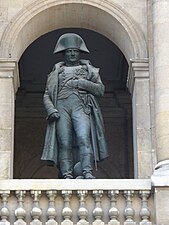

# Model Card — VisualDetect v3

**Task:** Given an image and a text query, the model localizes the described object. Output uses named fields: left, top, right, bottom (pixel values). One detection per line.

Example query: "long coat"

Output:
left=41, top=61, right=108, bottom=167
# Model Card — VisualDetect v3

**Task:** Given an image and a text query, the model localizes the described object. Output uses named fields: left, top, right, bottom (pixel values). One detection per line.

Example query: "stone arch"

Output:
left=0, top=0, right=147, bottom=63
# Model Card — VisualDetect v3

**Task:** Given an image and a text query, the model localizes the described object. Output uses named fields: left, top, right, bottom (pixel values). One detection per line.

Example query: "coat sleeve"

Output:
left=43, top=63, right=62, bottom=119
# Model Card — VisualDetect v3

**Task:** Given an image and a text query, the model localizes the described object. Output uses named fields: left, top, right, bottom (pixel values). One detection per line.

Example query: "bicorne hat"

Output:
left=53, top=33, right=89, bottom=54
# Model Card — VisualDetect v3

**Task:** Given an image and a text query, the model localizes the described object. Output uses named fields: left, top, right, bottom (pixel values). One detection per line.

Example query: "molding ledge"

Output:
left=0, top=58, right=20, bottom=93
left=127, top=58, right=149, bottom=94
left=0, top=179, right=151, bottom=191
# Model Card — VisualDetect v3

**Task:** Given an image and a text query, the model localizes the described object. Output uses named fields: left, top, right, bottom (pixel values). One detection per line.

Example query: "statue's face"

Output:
left=64, top=48, right=80, bottom=65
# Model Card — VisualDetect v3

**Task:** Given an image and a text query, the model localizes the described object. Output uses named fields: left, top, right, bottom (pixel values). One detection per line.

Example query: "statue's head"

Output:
left=54, top=33, right=89, bottom=66
left=53, top=33, right=89, bottom=54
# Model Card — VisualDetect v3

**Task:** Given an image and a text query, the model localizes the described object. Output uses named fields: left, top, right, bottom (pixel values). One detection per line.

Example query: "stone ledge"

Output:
left=0, top=179, right=151, bottom=191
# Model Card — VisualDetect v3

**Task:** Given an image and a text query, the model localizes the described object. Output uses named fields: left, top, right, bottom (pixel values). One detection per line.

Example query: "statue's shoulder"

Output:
left=53, top=61, right=65, bottom=71
left=47, top=61, right=64, bottom=79
left=80, top=59, right=99, bottom=72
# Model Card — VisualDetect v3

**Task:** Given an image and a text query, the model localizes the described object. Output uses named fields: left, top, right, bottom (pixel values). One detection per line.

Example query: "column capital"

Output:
left=0, top=58, right=20, bottom=93
left=127, top=58, right=149, bottom=94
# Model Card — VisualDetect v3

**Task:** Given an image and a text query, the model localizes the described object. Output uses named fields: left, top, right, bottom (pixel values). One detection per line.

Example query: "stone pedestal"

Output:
left=151, top=176, right=169, bottom=225
left=0, top=59, right=19, bottom=179
left=127, top=59, right=153, bottom=178
left=153, top=0, right=169, bottom=173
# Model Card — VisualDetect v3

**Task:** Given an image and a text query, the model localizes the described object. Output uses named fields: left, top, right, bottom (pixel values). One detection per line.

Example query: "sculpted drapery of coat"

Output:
left=41, top=60, right=108, bottom=170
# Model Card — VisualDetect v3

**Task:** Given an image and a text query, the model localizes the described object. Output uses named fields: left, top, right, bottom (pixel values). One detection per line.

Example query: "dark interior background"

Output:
left=14, top=28, right=133, bottom=179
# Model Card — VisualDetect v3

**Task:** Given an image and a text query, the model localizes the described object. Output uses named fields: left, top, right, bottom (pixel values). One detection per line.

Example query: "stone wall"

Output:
left=0, top=0, right=150, bottom=179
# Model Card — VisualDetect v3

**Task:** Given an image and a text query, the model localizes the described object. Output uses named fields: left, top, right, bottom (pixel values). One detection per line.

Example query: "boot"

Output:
left=83, top=171, right=96, bottom=179
left=59, top=159, right=73, bottom=179
left=80, top=153, right=96, bottom=179
left=63, top=174, right=73, bottom=179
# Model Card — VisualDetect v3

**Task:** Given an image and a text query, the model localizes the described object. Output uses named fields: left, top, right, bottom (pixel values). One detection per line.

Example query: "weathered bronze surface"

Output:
left=41, top=33, right=108, bottom=179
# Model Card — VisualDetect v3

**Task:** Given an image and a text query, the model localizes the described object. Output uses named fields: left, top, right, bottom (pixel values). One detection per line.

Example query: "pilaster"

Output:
left=0, top=58, right=19, bottom=179
left=127, top=59, right=153, bottom=178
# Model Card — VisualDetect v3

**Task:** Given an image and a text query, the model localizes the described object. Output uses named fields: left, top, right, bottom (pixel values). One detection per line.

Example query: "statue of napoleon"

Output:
left=41, top=33, right=108, bottom=179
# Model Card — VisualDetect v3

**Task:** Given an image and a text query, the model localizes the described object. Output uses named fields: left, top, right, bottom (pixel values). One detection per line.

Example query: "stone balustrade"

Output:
left=0, top=179, right=153, bottom=224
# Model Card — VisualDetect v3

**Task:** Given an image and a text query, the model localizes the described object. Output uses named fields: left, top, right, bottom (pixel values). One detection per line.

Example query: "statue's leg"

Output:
left=72, top=102, right=95, bottom=179
left=56, top=100, right=73, bottom=179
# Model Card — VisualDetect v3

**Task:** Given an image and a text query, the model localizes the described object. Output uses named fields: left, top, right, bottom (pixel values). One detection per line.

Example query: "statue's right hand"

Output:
left=67, top=79, right=79, bottom=88
left=48, top=112, right=60, bottom=122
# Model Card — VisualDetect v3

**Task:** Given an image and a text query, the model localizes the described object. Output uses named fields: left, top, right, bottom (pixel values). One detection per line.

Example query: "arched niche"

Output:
left=14, top=28, right=133, bottom=179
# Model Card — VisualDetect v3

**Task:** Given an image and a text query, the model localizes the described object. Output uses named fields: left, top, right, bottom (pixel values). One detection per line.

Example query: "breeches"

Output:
left=56, top=94, right=93, bottom=176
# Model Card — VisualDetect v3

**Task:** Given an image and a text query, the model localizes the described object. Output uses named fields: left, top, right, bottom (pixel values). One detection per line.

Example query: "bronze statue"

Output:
left=41, top=33, right=108, bottom=179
